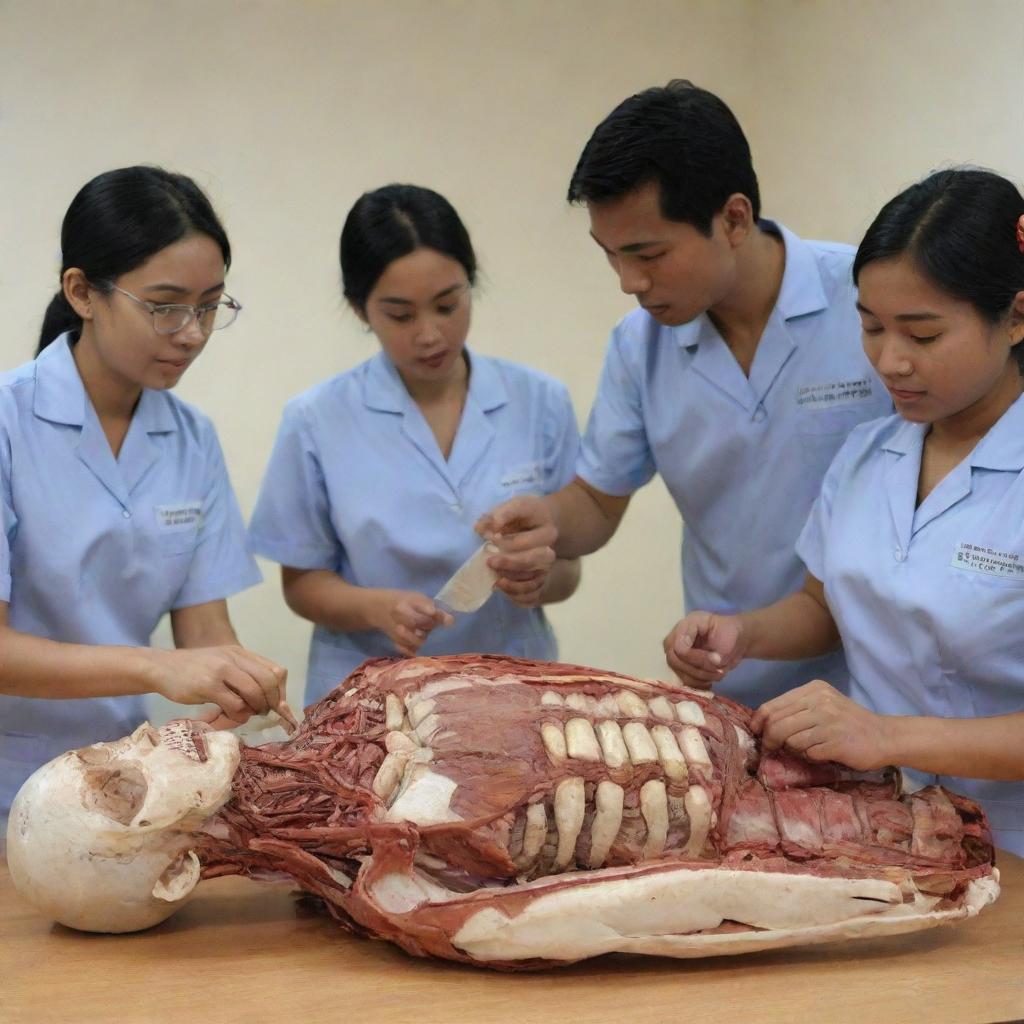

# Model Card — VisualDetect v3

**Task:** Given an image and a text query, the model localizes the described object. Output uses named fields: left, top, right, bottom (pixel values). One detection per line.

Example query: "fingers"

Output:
left=665, top=647, right=720, bottom=687
left=226, top=648, right=289, bottom=716
left=197, top=707, right=247, bottom=731
left=475, top=497, right=551, bottom=539
left=495, top=569, right=547, bottom=607
left=759, top=706, right=821, bottom=751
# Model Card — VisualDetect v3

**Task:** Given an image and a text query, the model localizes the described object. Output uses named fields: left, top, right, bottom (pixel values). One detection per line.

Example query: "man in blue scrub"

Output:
left=481, top=80, right=891, bottom=707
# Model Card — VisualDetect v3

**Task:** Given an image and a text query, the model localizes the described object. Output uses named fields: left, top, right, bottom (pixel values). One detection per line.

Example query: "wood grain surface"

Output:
left=1, top=854, right=1022, bottom=1024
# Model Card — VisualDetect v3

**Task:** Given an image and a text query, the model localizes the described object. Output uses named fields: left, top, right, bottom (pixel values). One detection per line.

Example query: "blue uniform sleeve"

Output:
left=576, top=330, right=656, bottom=497
left=172, top=424, right=262, bottom=609
left=543, top=382, right=581, bottom=493
left=795, top=433, right=856, bottom=583
left=247, top=403, right=342, bottom=571
left=0, top=430, right=14, bottom=602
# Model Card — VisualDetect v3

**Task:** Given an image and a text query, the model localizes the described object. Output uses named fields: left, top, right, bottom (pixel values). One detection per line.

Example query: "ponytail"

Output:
left=37, top=291, right=81, bottom=356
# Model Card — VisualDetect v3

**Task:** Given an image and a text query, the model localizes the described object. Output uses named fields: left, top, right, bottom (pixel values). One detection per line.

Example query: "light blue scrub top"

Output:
left=798, top=399, right=1024, bottom=855
left=248, top=350, right=580, bottom=704
left=577, top=221, right=892, bottom=707
left=0, top=335, right=261, bottom=816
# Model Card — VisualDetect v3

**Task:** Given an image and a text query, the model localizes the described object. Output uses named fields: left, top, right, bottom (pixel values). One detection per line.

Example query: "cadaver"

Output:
left=6, top=655, right=1000, bottom=969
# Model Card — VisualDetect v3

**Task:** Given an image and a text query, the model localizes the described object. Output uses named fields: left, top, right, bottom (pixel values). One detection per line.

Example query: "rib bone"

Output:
left=385, top=694, right=405, bottom=731
left=588, top=781, right=625, bottom=868
left=407, top=699, right=436, bottom=729
left=565, top=693, right=596, bottom=713
left=541, top=723, right=567, bottom=764
left=680, top=726, right=711, bottom=768
left=565, top=718, right=602, bottom=761
left=650, top=725, right=688, bottom=783
left=683, top=785, right=712, bottom=857
left=622, top=722, right=658, bottom=764
left=595, top=720, right=629, bottom=769
left=540, top=691, right=565, bottom=707
left=617, top=691, right=649, bottom=718
left=514, top=802, right=548, bottom=869
left=675, top=700, right=706, bottom=727
left=553, top=778, right=586, bottom=870
left=647, top=697, right=675, bottom=721
left=641, top=780, right=669, bottom=859
left=371, top=751, right=410, bottom=802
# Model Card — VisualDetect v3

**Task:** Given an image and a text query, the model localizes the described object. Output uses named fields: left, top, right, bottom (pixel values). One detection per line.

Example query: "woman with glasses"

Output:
left=0, top=165, right=289, bottom=818
left=249, top=184, right=581, bottom=703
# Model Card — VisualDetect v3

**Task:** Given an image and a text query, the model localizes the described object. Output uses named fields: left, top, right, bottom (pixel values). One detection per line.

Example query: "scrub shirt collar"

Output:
left=673, top=219, right=829, bottom=350
left=33, top=332, right=178, bottom=434
left=362, top=347, right=508, bottom=414
left=881, top=392, right=1024, bottom=471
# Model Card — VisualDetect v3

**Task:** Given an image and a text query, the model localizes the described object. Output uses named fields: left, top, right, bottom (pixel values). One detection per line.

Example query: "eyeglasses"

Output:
left=101, top=283, right=242, bottom=335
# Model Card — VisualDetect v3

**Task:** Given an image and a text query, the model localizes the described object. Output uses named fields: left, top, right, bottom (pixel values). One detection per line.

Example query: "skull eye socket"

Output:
left=82, top=767, right=148, bottom=826
left=74, top=745, right=113, bottom=766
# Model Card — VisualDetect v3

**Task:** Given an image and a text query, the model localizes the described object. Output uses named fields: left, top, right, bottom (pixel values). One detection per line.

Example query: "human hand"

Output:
left=373, top=589, right=454, bottom=657
left=149, top=646, right=290, bottom=729
left=662, top=612, right=747, bottom=688
left=475, top=496, right=556, bottom=607
left=750, top=679, right=891, bottom=770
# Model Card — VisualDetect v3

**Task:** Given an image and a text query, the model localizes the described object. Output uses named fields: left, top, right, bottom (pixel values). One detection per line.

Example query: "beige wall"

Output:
left=1, top=0, right=1022, bottom=717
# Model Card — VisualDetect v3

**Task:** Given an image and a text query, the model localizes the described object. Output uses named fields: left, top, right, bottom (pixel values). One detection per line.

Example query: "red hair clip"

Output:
left=1017, top=214, right=1024, bottom=254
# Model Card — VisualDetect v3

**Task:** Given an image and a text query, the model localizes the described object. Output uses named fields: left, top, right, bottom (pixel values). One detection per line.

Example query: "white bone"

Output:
left=622, top=722, right=658, bottom=764
left=734, top=724, right=757, bottom=765
left=565, top=693, right=596, bottom=713
left=385, top=731, right=416, bottom=754
left=552, top=778, right=585, bottom=870
left=414, top=714, right=441, bottom=744
left=683, top=785, right=712, bottom=857
left=641, top=780, right=669, bottom=859
left=407, top=699, right=436, bottom=729
left=514, top=802, right=548, bottom=869
left=564, top=718, right=602, bottom=762
left=589, top=781, right=625, bottom=868
left=679, top=726, right=712, bottom=767
left=647, top=697, right=675, bottom=721
left=617, top=691, right=649, bottom=718
left=385, top=694, right=405, bottom=731
left=540, top=691, right=565, bottom=707
left=541, top=723, right=567, bottom=763
left=594, top=694, right=622, bottom=718
left=595, top=720, right=629, bottom=768
left=650, top=725, right=688, bottom=783
left=675, top=701, right=706, bottom=727
left=385, top=766, right=461, bottom=825
left=5, top=723, right=239, bottom=933
left=372, top=751, right=410, bottom=802
left=451, top=870, right=1003, bottom=963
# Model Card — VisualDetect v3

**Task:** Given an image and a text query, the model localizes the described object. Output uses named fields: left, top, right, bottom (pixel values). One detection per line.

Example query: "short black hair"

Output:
left=340, top=184, right=476, bottom=313
left=567, top=80, right=760, bottom=234
left=854, top=168, right=1024, bottom=369
left=39, top=166, right=230, bottom=355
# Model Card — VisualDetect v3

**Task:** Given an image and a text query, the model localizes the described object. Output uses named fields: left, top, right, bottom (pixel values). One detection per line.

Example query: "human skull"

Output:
left=6, top=719, right=239, bottom=933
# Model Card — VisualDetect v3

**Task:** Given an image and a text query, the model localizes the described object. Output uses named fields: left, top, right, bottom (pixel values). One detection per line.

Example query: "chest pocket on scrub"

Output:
left=499, top=461, right=545, bottom=496
left=155, top=501, right=203, bottom=557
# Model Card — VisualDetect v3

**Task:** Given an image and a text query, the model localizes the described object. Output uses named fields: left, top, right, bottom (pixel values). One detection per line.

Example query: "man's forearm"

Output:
left=548, top=479, right=629, bottom=558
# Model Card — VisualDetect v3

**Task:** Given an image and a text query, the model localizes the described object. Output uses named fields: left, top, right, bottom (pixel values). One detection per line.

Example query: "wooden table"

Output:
left=1, top=855, right=1022, bottom=1024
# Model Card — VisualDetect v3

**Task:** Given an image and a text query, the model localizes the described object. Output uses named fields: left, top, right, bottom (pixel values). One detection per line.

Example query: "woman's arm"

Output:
left=752, top=680, right=1024, bottom=780
left=664, top=574, right=840, bottom=686
left=0, top=602, right=153, bottom=699
left=0, top=602, right=287, bottom=726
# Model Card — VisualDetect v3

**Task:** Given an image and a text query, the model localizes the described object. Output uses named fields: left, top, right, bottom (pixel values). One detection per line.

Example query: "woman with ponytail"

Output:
left=664, top=168, right=1024, bottom=855
left=0, top=166, right=288, bottom=819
